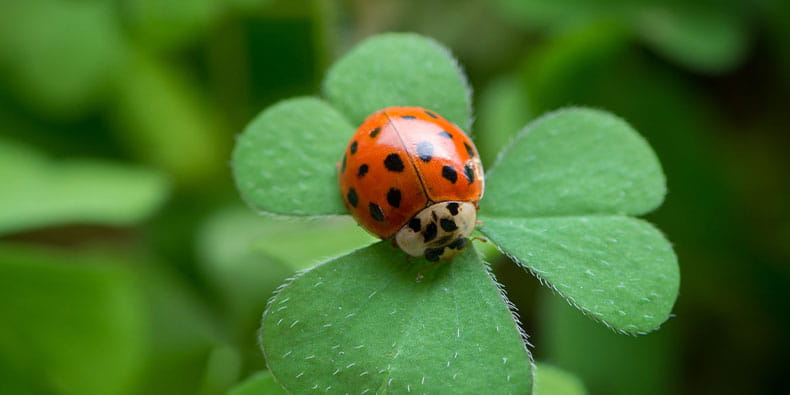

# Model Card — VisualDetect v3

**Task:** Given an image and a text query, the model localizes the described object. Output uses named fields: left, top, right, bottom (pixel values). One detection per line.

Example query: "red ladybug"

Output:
left=338, top=107, right=484, bottom=262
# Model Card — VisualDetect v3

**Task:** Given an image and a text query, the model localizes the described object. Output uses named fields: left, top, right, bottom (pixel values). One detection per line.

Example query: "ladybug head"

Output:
left=394, top=201, right=476, bottom=262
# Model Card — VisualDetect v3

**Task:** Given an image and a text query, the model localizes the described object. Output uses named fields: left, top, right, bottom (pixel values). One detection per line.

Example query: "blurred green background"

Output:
left=1, top=0, right=788, bottom=394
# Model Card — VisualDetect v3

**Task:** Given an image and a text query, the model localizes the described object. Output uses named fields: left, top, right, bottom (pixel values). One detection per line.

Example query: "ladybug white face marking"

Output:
left=394, top=201, right=477, bottom=262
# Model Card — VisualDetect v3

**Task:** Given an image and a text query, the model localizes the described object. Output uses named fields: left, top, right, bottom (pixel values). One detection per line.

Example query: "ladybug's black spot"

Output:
left=448, top=238, right=467, bottom=250
left=350, top=141, right=358, bottom=154
left=425, top=247, right=445, bottom=262
left=440, top=218, right=458, bottom=232
left=425, top=110, right=438, bottom=119
left=439, top=131, right=453, bottom=139
left=370, top=127, right=380, bottom=138
left=423, top=222, right=438, bottom=242
left=416, top=141, right=433, bottom=162
left=384, top=153, right=405, bottom=172
left=442, top=166, right=458, bottom=183
left=402, top=115, right=417, bottom=120
left=369, top=203, right=384, bottom=222
left=386, top=188, right=401, bottom=208
left=347, top=188, right=358, bottom=208
left=357, top=164, right=369, bottom=178
left=341, top=154, right=347, bottom=173
left=446, top=202, right=459, bottom=215
left=408, top=217, right=421, bottom=232
left=464, top=141, right=475, bottom=157
left=464, top=164, right=474, bottom=184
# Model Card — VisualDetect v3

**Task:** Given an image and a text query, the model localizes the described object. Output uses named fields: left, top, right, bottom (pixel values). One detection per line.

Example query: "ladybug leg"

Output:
left=473, top=237, right=488, bottom=243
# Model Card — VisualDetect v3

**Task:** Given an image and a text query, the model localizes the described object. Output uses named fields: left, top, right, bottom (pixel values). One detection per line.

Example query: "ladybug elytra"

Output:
left=338, top=107, right=484, bottom=262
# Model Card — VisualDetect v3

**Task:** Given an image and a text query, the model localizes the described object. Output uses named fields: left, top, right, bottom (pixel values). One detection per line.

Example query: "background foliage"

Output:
left=0, top=0, right=788, bottom=394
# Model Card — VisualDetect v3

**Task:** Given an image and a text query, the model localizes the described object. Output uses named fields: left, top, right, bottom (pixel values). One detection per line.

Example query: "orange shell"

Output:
left=338, top=107, right=484, bottom=239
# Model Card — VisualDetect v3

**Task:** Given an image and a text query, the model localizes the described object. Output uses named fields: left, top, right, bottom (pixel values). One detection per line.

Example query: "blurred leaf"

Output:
left=481, top=216, right=678, bottom=333
left=0, top=244, right=146, bottom=394
left=534, top=363, right=587, bottom=395
left=198, top=206, right=376, bottom=275
left=519, top=22, right=631, bottom=114
left=134, top=262, right=224, bottom=395
left=195, top=205, right=376, bottom=354
left=227, top=370, right=287, bottom=395
left=261, top=243, right=532, bottom=393
left=634, top=3, right=750, bottom=73
left=492, top=0, right=750, bottom=72
left=111, top=51, right=228, bottom=185
left=492, top=0, right=631, bottom=30
left=123, top=0, right=223, bottom=50
left=0, top=138, right=168, bottom=235
left=0, top=1, right=124, bottom=117
left=232, top=97, right=353, bottom=216
left=199, top=345, right=242, bottom=395
left=482, top=108, right=665, bottom=218
left=540, top=292, right=678, bottom=395
left=475, top=74, right=533, bottom=166
left=324, top=33, right=473, bottom=130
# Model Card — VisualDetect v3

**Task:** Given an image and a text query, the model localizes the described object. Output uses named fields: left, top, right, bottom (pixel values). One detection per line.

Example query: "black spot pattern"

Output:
left=425, top=110, right=438, bottom=119
left=357, top=164, right=369, bottom=178
left=464, top=164, right=474, bottom=184
left=442, top=166, right=458, bottom=183
left=402, top=115, right=417, bottom=120
left=447, top=202, right=459, bottom=215
left=440, top=219, right=458, bottom=232
left=341, top=154, right=347, bottom=173
left=369, top=203, right=384, bottom=222
left=416, top=141, right=433, bottom=162
left=464, top=142, right=475, bottom=157
left=370, top=127, right=380, bottom=138
left=408, top=217, right=421, bottom=232
left=448, top=238, right=466, bottom=250
left=350, top=141, right=358, bottom=154
left=386, top=188, right=401, bottom=208
left=439, top=131, right=453, bottom=139
left=384, top=153, right=405, bottom=172
left=425, top=247, right=444, bottom=262
left=347, top=188, right=358, bottom=207
left=423, top=223, right=438, bottom=242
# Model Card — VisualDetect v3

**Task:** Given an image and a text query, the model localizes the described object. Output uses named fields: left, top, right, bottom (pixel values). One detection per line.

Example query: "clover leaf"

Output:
left=232, top=33, right=679, bottom=393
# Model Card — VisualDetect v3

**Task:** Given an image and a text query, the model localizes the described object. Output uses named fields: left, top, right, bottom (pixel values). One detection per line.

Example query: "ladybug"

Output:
left=338, top=107, right=484, bottom=262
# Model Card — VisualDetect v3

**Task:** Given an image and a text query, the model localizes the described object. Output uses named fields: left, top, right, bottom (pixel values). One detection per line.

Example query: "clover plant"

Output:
left=232, top=33, right=679, bottom=393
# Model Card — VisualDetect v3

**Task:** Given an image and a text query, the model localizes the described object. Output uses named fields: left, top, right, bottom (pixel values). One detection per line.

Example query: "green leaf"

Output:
left=483, top=108, right=665, bottom=218
left=134, top=263, right=224, bottom=395
left=0, top=1, right=124, bottom=118
left=195, top=205, right=375, bottom=358
left=492, top=0, right=631, bottom=30
left=0, top=139, right=169, bottom=235
left=233, top=97, right=354, bottom=216
left=634, top=3, right=749, bottom=73
left=198, top=345, right=242, bottom=395
left=540, top=294, right=677, bottom=395
left=123, top=0, right=223, bottom=50
left=475, top=74, right=534, bottom=166
left=324, top=33, right=473, bottom=130
left=480, top=216, right=678, bottom=333
left=0, top=244, right=146, bottom=394
left=534, top=363, right=587, bottom=395
left=261, top=242, right=533, bottom=393
left=227, top=371, right=287, bottom=395
left=111, top=50, right=228, bottom=185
